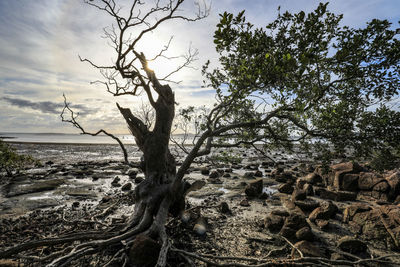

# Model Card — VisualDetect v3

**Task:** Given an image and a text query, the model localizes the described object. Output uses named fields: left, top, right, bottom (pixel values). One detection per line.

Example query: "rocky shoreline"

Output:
left=0, top=145, right=399, bottom=266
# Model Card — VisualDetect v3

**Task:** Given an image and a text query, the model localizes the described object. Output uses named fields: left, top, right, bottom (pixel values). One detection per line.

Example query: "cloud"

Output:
left=1, top=96, right=94, bottom=116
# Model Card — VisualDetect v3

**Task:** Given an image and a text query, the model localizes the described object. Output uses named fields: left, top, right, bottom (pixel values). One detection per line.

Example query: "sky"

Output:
left=0, top=0, right=399, bottom=134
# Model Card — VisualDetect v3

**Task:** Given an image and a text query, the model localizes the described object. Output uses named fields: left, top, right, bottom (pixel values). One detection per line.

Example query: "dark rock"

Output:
left=386, top=172, right=400, bottom=201
left=280, top=225, right=297, bottom=239
left=358, top=172, right=385, bottom=190
left=101, top=195, right=112, bottom=203
left=343, top=203, right=372, bottom=223
left=209, top=178, right=223, bottom=184
left=127, top=168, right=139, bottom=178
left=219, top=202, right=231, bottom=214
left=314, top=188, right=337, bottom=201
left=223, top=173, right=231, bottom=178
left=244, top=172, right=255, bottom=179
left=291, top=189, right=307, bottom=201
left=294, top=199, right=320, bottom=212
left=275, top=171, right=294, bottom=183
left=315, top=219, right=329, bottom=230
left=278, top=183, right=294, bottom=194
left=337, top=236, right=367, bottom=254
left=121, top=183, right=132, bottom=191
left=45, top=160, right=54, bottom=165
left=295, top=179, right=307, bottom=189
left=292, top=241, right=324, bottom=258
left=245, top=179, right=263, bottom=198
left=304, top=183, right=314, bottom=196
left=339, top=173, right=360, bottom=191
left=309, top=201, right=338, bottom=222
left=336, top=190, right=357, bottom=201
left=201, top=167, right=210, bottom=175
left=296, top=226, right=314, bottom=241
left=209, top=170, right=220, bottom=179
left=129, top=235, right=161, bottom=266
left=239, top=199, right=250, bottom=207
left=271, top=209, right=290, bottom=217
left=72, top=201, right=80, bottom=208
left=254, top=170, right=263, bottom=177
left=304, top=173, right=322, bottom=185
left=264, top=214, right=284, bottom=232
left=134, top=176, right=144, bottom=184
left=111, top=177, right=121, bottom=187
left=284, top=213, right=307, bottom=230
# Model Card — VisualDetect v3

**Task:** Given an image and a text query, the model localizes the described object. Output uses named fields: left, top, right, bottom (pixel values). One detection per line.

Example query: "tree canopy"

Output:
left=201, top=2, right=400, bottom=161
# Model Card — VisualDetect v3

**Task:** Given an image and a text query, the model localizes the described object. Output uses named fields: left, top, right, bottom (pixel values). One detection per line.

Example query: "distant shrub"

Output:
left=0, top=140, right=36, bottom=176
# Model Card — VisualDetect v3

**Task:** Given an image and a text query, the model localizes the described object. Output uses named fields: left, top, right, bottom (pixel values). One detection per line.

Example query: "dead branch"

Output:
left=60, top=94, right=129, bottom=164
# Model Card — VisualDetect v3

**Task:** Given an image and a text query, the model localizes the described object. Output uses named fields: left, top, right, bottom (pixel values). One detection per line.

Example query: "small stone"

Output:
left=223, top=173, right=231, bottom=178
left=240, top=199, right=250, bottom=207
left=72, top=201, right=80, bottom=208
left=280, top=226, right=297, bottom=239
left=219, top=202, right=231, bottom=214
left=101, top=195, right=112, bottom=203
left=304, top=173, right=322, bottom=185
left=284, top=213, right=307, bottom=230
left=127, top=168, right=139, bottom=178
left=121, top=183, right=132, bottom=191
left=134, top=176, right=144, bottom=184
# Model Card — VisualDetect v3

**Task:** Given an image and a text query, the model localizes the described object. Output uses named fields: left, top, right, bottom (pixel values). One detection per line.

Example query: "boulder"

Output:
left=309, top=201, right=338, bottom=222
left=209, top=170, right=220, bottom=179
left=291, top=189, right=307, bottom=201
left=314, top=188, right=337, bottom=201
left=271, top=209, right=290, bottom=217
left=284, top=213, right=308, bottom=230
left=295, top=227, right=314, bottom=241
left=386, top=172, right=400, bottom=201
left=127, top=168, right=139, bottom=178
left=219, top=202, right=231, bottom=214
left=291, top=240, right=324, bottom=258
left=331, top=162, right=362, bottom=190
left=245, top=179, right=263, bottom=198
left=294, top=199, right=320, bottom=212
left=315, top=219, right=329, bottom=230
left=200, top=167, right=210, bottom=175
left=278, top=183, right=294, bottom=194
left=264, top=214, right=284, bottom=232
left=339, top=173, right=360, bottom=191
left=244, top=172, right=255, bottom=179
left=303, top=183, right=314, bottom=196
left=129, top=235, right=161, bottom=266
left=304, top=172, right=323, bottom=185
left=343, top=203, right=372, bottom=223
left=358, top=172, right=385, bottom=190
left=337, top=236, right=368, bottom=254
left=275, top=171, right=294, bottom=183
left=336, top=190, right=357, bottom=201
